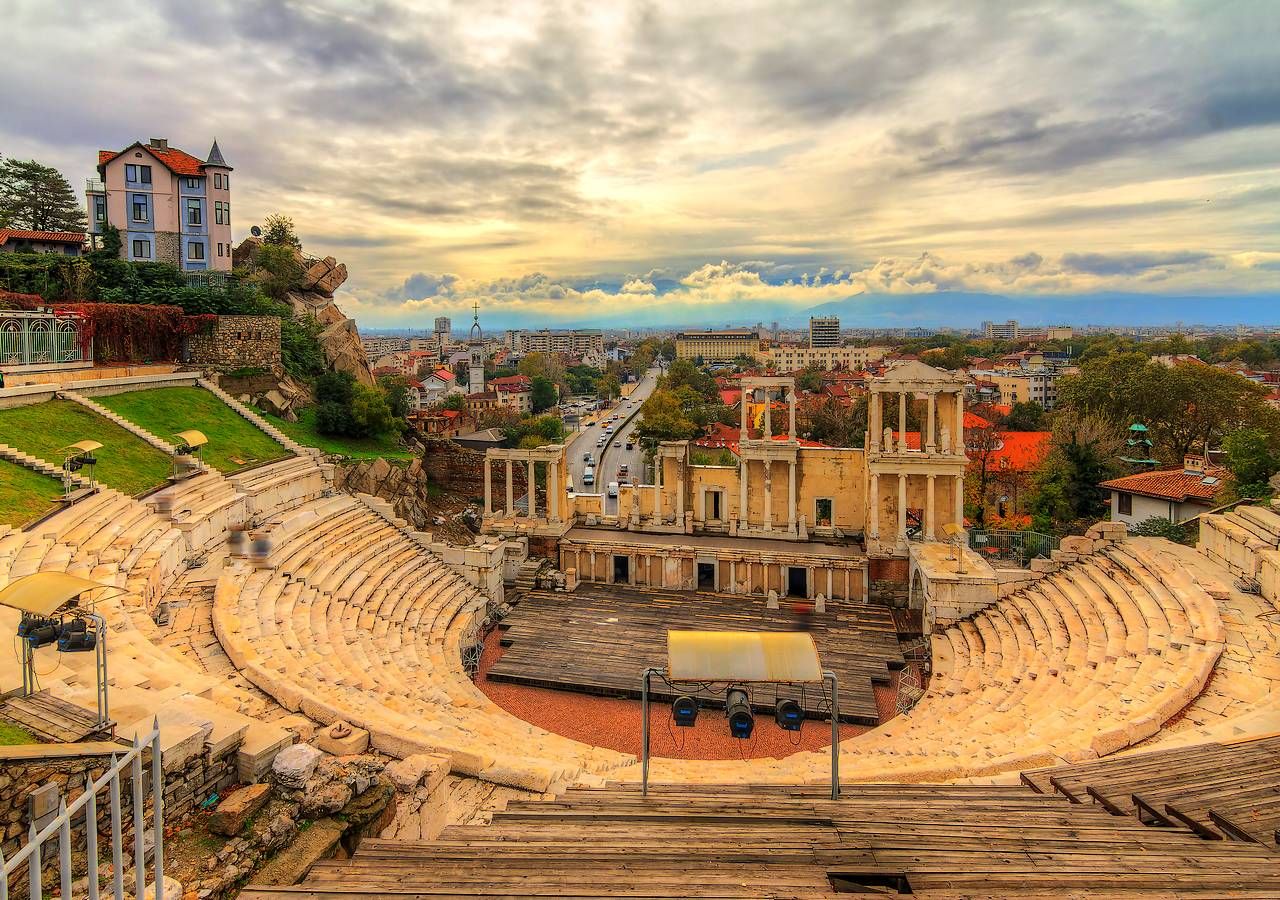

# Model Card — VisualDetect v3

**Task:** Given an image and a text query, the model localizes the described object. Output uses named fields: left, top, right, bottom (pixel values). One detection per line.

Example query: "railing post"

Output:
left=86, top=772, right=100, bottom=900
left=58, top=797, right=71, bottom=898
left=0, top=845, right=7, bottom=900
left=151, top=720, right=164, bottom=899
left=109, top=755, right=123, bottom=900
left=26, top=821, right=40, bottom=900
left=132, top=736, right=144, bottom=896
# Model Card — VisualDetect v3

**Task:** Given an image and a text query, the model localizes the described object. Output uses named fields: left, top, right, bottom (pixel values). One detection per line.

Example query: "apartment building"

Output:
left=981, top=320, right=1074, bottom=341
left=968, top=368, right=1061, bottom=409
left=808, top=316, right=840, bottom=348
left=88, top=138, right=233, bottom=271
left=674, top=329, right=760, bottom=362
left=757, top=344, right=889, bottom=371
left=504, top=329, right=604, bottom=356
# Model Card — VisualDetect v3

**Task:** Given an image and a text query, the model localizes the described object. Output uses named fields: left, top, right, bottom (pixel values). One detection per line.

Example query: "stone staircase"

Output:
left=197, top=377, right=316, bottom=458
left=353, top=491, right=434, bottom=550
left=513, top=558, right=550, bottom=593
left=57, top=389, right=185, bottom=457
left=0, top=442, right=90, bottom=488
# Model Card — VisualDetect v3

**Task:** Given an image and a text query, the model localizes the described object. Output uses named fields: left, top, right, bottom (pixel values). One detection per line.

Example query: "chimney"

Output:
left=148, top=137, right=168, bottom=150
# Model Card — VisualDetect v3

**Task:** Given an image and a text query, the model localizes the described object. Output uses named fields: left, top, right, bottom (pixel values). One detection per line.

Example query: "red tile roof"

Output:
left=964, top=411, right=993, bottom=429
left=430, top=367, right=455, bottom=381
left=99, top=143, right=207, bottom=176
left=719, top=388, right=742, bottom=406
left=984, top=431, right=1051, bottom=472
left=0, top=229, right=85, bottom=245
left=1099, top=465, right=1227, bottom=503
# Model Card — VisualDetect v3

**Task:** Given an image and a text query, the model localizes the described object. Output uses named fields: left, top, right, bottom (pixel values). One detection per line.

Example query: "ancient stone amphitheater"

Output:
left=4, top=379, right=1280, bottom=897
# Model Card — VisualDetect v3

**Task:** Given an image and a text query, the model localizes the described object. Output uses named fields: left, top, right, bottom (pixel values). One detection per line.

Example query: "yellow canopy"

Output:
left=667, top=631, right=823, bottom=683
left=63, top=440, right=103, bottom=454
left=0, top=572, right=115, bottom=616
left=174, top=430, right=208, bottom=449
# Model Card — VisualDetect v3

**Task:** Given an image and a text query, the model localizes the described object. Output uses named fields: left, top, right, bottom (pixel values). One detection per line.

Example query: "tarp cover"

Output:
left=0, top=572, right=112, bottom=616
left=667, top=631, right=822, bottom=683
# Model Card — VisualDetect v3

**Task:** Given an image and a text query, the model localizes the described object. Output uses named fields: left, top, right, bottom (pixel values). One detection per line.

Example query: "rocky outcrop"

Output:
left=234, top=237, right=375, bottom=387
left=215, top=370, right=312, bottom=422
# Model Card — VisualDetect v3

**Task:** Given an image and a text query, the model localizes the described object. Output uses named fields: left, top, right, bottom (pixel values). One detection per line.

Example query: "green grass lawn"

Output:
left=0, top=721, right=38, bottom=745
left=262, top=407, right=414, bottom=460
left=97, top=387, right=292, bottom=473
left=0, top=458, right=62, bottom=528
left=0, top=399, right=172, bottom=495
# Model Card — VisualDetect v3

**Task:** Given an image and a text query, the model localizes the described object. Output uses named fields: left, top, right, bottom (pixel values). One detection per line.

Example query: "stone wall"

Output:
left=418, top=438, right=527, bottom=500
left=187, top=315, right=282, bottom=375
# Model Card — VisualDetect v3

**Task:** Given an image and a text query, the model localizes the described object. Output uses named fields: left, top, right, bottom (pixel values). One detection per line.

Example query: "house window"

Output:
left=185, top=177, right=201, bottom=189
left=224, top=202, right=229, bottom=226
left=1117, top=493, right=1132, bottom=516
left=188, top=241, right=204, bottom=261
left=126, top=164, right=153, bottom=184
left=185, top=198, right=202, bottom=226
left=223, top=174, right=229, bottom=190
left=217, top=242, right=224, bottom=257
left=815, top=498, right=833, bottom=527
left=131, top=239, right=151, bottom=259
left=93, top=196, right=106, bottom=223
left=131, top=194, right=148, bottom=222
left=214, top=201, right=224, bottom=225
left=213, top=173, right=223, bottom=189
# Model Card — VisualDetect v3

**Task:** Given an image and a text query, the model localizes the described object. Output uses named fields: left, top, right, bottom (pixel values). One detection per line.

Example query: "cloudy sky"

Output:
left=5, top=0, right=1279, bottom=327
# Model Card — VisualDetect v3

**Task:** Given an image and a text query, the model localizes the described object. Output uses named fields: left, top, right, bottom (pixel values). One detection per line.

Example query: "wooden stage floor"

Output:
left=488, top=585, right=907, bottom=724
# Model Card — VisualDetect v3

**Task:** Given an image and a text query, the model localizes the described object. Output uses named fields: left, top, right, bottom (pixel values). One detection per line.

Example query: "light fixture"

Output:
left=726, top=687, right=753, bottom=739
left=672, top=695, right=699, bottom=727
left=775, top=698, right=803, bottom=731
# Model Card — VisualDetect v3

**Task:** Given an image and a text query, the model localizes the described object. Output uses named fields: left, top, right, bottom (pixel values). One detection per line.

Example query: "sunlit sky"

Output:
left=5, top=1, right=1279, bottom=327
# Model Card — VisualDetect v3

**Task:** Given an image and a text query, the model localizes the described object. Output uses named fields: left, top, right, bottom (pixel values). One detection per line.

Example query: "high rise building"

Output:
left=434, top=316, right=451, bottom=337
left=809, top=316, right=840, bottom=348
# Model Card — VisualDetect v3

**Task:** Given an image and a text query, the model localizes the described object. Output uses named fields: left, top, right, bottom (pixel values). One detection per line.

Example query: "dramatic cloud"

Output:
left=2, top=0, right=1277, bottom=326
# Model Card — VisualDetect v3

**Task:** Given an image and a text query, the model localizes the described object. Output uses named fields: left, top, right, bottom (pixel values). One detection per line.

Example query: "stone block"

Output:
left=1029, top=558, right=1059, bottom=573
left=272, top=743, right=323, bottom=789
left=767, top=590, right=779, bottom=609
left=1060, top=536, right=1094, bottom=554
left=122, top=715, right=204, bottom=773
left=315, top=720, right=370, bottom=756
left=385, top=753, right=451, bottom=793
left=208, top=782, right=272, bottom=836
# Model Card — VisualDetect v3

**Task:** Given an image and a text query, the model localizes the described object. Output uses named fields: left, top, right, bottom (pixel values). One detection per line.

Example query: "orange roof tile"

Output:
left=1099, top=465, right=1226, bottom=503
left=98, top=142, right=208, bottom=176
left=0, top=229, right=85, bottom=245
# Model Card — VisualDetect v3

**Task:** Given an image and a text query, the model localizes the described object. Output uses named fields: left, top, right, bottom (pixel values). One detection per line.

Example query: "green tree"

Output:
left=635, top=389, right=700, bottom=444
left=518, top=352, right=567, bottom=391
left=350, top=384, right=395, bottom=436
left=379, top=375, right=412, bottom=418
left=280, top=316, right=326, bottom=379
left=661, top=358, right=717, bottom=398
left=1130, top=516, right=1196, bottom=545
left=1004, top=401, right=1046, bottom=431
left=261, top=213, right=302, bottom=250
left=247, top=242, right=304, bottom=301
left=1222, top=427, right=1279, bottom=494
left=794, top=366, right=823, bottom=393
left=1028, top=413, right=1121, bottom=532
left=439, top=393, right=466, bottom=412
left=530, top=375, right=558, bottom=412
left=597, top=372, right=622, bottom=400
left=798, top=395, right=867, bottom=447
left=0, top=157, right=87, bottom=232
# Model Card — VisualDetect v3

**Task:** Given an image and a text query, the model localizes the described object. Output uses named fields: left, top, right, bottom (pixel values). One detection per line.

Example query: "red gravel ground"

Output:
left=476, top=629, right=906, bottom=760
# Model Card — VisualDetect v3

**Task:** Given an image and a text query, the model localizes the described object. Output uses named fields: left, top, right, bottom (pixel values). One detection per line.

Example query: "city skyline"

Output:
left=4, top=1, right=1278, bottom=327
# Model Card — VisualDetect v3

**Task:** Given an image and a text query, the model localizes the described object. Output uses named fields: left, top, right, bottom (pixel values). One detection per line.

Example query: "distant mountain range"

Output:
left=465, top=291, right=1280, bottom=331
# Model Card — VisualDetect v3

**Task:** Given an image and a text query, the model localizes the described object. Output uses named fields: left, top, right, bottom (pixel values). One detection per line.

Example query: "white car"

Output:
left=607, top=481, right=619, bottom=497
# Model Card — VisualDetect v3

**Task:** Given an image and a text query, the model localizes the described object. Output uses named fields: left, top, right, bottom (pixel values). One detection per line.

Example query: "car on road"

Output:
left=607, top=481, right=619, bottom=497
left=583, top=452, right=592, bottom=462
left=596, top=437, right=605, bottom=447
left=583, top=466, right=595, bottom=486
left=625, top=441, right=634, bottom=450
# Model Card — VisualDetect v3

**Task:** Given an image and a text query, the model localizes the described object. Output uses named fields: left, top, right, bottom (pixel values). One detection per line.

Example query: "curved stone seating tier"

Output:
left=213, top=498, right=633, bottom=792
left=229, top=455, right=329, bottom=519
left=151, top=471, right=249, bottom=553
left=1199, top=503, right=1280, bottom=580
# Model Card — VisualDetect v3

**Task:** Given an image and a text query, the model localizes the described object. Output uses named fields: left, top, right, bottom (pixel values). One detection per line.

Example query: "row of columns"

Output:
left=869, top=388, right=965, bottom=455
left=482, top=456, right=561, bottom=522
left=868, top=471, right=965, bottom=546
left=565, top=546, right=860, bottom=600
left=740, top=387, right=798, bottom=439
left=737, top=456, right=799, bottom=532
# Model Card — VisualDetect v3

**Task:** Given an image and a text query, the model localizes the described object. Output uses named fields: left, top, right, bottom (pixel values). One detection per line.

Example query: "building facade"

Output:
left=758, top=344, right=888, bottom=372
left=674, top=329, right=760, bottom=362
left=504, top=328, right=604, bottom=356
left=967, top=368, right=1061, bottom=409
left=809, top=316, right=840, bottom=348
left=981, top=320, right=1074, bottom=342
left=88, top=138, right=233, bottom=272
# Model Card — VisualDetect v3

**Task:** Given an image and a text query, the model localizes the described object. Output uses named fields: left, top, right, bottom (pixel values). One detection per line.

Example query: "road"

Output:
left=566, top=367, right=660, bottom=511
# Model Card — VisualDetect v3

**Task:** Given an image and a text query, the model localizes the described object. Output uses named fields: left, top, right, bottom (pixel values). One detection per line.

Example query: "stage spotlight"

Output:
left=672, top=695, right=699, bottom=727
left=57, top=617, right=96, bottom=652
left=726, top=687, right=753, bottom=739
left=775, top=698, right=803, bottom=731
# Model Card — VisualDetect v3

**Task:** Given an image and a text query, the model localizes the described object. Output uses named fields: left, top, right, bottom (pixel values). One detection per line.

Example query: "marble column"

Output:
left=787, top=460, right=797, bottom=533
left=527, top=460, right=536, bottom=518
left=954, top=473, right=965, bottom=527
left=898, top=472, right=908, bottom=546
left=826, top=567, right=833, bottom=599
left=483, top=457, right=492, bottom=515
left=505, top=459, right=514, bottom=516
left=589, top=550, right=597, bottom=581
left=549, top=461, right=560, bottom=522
left=898, top=391, right=907, bottom=452
left=763, top=460, right=773, bottom=531
left=926, top=393, right=937, bottom=453
left=729, top=559, right=737, bottom=594
left=763, top=397, right=772, bottom=438
left=788, top=392, right=797, bottom=438
left=739, top=459, right=749, bottom=528
left=675, top=458, right=685, bottom=523
left=955, top=391, right=966, bottom=454
left=869, top=390, right=881, bottom=451
left=740, top=392, right=749, bottom=436
left=654, top=454, right=663, bottom=521
left=926, top=474, right=936, bottom=540
left=869, top=472, right=880, bottom=540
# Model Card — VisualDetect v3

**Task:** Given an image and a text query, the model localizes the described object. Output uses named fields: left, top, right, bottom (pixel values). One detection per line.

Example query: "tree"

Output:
left=261, top=213, right=302, bottom=250
left=635, top=389, right=700, bottom=444
left=518, top=352, right=567, bottom=392
left=662, top=358, right=717, bottom=399
left=439, top=393, right=466, bottom=412
left=1223, top=427, right=1279, bottom=494
left=965, top=424, right=1005, bottom=527
left=1004, top=401, right=1046, bottom=431
left=1028, top=413, right=1122, bottom=533
left=795, top=366, right=823, bottom=393
left=379, top=375, right=412, bottom=418
left=1130, top=516, right=1196, bottom=545
left=798, top=395, right=866, bottom=447
left=350, top=384, right=395, bottom=436
left=0, top=157, right=88, bottom=232
left=530, top=375, right=558, bottom=412
left=597, top=372, right=622, bottom=400
left=247, top=242, right=304, bottom=301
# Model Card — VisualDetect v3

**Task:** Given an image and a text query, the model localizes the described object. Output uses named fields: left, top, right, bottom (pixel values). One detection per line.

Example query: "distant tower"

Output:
left=467, top=302, right=486, bottom=393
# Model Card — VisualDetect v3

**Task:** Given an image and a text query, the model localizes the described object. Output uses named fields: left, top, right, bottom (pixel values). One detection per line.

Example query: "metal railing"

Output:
left=86, top=179, right=105, bottom=194
left=968, top=529, right=1059, bottom=567
left=0, top=721, right=164, bottom=900
left=0, top=311, right=89, bottom=368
